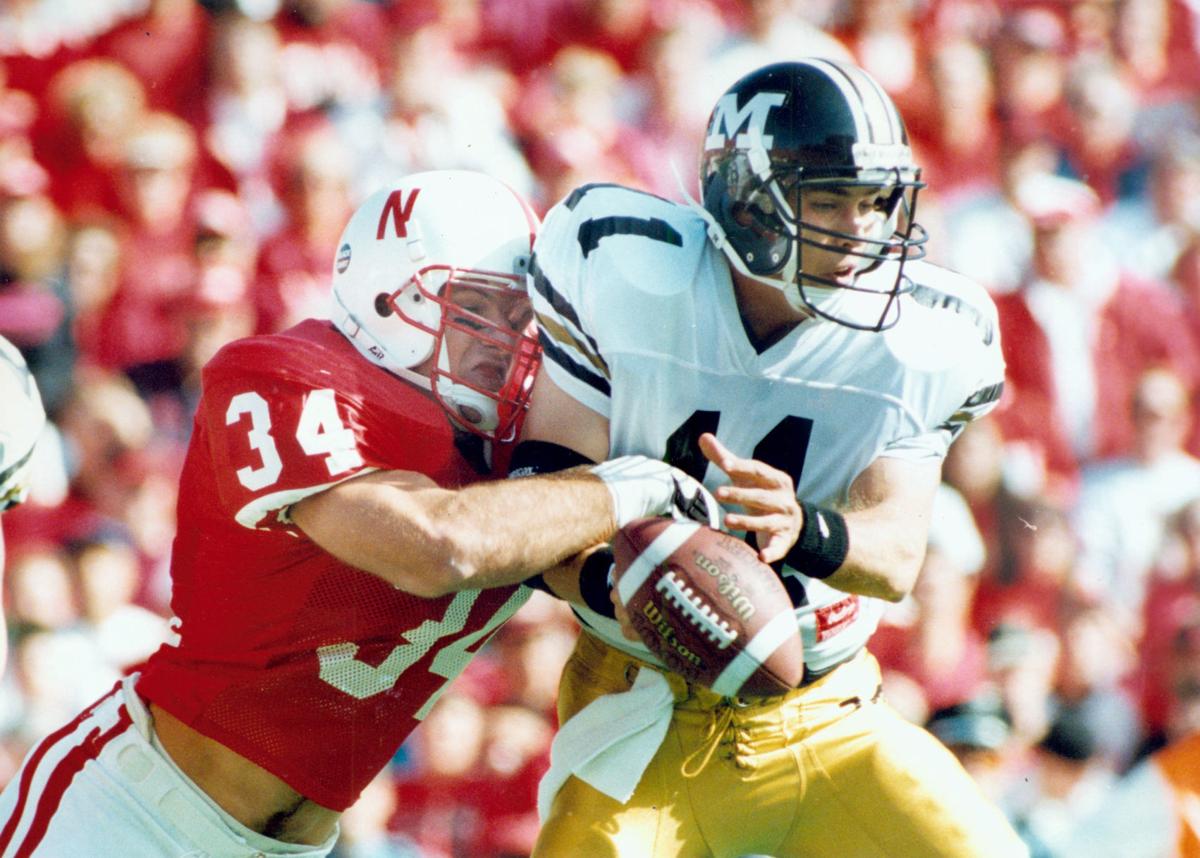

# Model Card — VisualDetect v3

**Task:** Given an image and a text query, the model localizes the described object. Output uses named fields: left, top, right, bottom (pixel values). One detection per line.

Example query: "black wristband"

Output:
left=784, top=502, right=849, bottom=579
left=578, top=548, right=617, bottom=618
left=508, top=439, right=595, bottom=478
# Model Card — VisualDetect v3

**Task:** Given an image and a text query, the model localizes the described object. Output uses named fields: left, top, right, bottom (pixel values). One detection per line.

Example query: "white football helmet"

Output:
left=331, top=170, right=541, bottom=442
left=0, top=335, right=45, bottom=511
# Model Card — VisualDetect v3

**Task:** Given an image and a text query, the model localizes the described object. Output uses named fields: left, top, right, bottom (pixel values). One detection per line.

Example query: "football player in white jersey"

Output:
left=0, top=334, right=46, bottom=674
left=513, top=60, right=1028, bottom=857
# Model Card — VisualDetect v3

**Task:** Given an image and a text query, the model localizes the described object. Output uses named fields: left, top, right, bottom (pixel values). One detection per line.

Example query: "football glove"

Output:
left=590, top=455, right=721, bottom=530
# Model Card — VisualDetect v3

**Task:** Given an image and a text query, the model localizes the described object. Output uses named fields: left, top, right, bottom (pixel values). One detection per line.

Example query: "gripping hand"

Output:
left=590, top=455, right=721, bottom=529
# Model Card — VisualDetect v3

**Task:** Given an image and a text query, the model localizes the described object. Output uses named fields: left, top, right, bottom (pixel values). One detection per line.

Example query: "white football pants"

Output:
left=0, top=675, right=337, bottom=858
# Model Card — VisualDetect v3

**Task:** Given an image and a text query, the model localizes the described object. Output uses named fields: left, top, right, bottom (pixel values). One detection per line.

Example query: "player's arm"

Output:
left=291, top=367, right=713, bottom=599
left=505, top=363, right=617, bottom=602
left=290, top=464, right=613, bottom=599
left=515, top=362, right=611, bottom=463
left=825, top=454, right=941, bottom=601
left=702, top=433, right=940, bottom=602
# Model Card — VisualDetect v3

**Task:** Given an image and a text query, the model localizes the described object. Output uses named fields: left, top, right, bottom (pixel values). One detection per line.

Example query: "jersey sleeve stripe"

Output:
left=538, top=330, right=612, bottom=397
left=963, top=381, right=1004, bottom=407
left=577, top=217, right=683, bottom=258
left=909, top=283, right=995, bottom=345
left=0, top=442, right=36, bottom=508
left=530, top=256, right=592, bottom=343
left=536, top=312, right=610, bottom=378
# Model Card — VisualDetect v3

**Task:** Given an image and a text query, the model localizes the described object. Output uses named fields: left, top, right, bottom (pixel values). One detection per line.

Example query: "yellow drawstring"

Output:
left=681, top=703, right=735, bottom=778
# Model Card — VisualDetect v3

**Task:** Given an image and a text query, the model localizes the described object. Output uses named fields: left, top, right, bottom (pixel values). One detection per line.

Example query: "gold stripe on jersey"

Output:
left=535, top=311, right=610, bottom=380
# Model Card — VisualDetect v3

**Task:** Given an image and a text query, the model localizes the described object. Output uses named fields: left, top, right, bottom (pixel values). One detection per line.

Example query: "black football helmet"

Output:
left=698, top=59, right=927, bottom=330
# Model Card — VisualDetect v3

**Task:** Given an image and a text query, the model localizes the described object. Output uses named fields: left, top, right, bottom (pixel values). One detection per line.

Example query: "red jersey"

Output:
left=137, top=319, right=529, bottom=810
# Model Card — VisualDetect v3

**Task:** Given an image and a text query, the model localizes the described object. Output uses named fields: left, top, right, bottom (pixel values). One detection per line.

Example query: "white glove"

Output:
left=590, top=455, right=722, bottom=529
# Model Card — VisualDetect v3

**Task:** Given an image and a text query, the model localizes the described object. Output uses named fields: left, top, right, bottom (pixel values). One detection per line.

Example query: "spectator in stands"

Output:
left=476, top=704, right=553, bottom=857
left=704, top=0, right=851, bottom=109
left=986, top=621, right=1061, bottom=751
left=613, top=14, right=724, bottom=200
left=971, top=490, right=1080, bottom=638
left=514, top=45, right=647, bottom=211
left=939, top=131, right=1058, bottom=296
left=252, top=116, right=352, bottom=333
left=58, top=218, right=122, bottom=386
left=0, top=59, right=36, bottom=140
left=1013, top=707, right=1121, bottom=858
left=39, top=58, right=147, bottom=221
left=1110, top=0, right=1200, bottom=107
left=906, top=35, right=1003, bottom=207
left=330, top=771, right=421, bottom=858
left=391, top=690, right=490, bottom=856
left=832, top=0, right=930, bottom=124
left=1164, top=613, right=1200, bottom=744
left=1073, top=367, right=1200, bottom=631
left=1051, top=602, right=1143, bottom=770
left=487, top=593, right=578, bottom=720
left=177, top=188, right=258, bottom=415
left=1057, top=58, right=1151, bottom=206
left=1059, top=728, right=1200, bottom=857
left=993, top=173, right=1200, bottom=486
left=1140, top=498, right=1200, bottom=742
left=988, top=7, right=1072, bottom=147
left=1104, top=133, right=1200, bottom=281
left=95, top=0, right=211, bottom=117
left=273, top=0, right=388, bottom=113
left=96, top=110, right=203, bottom=393
left=873, top=484, right=992, bottom=717
left=72, top=534, right=170, bottom=673
left=200, top=9, right=289, bottom=229
left=4, top=543, right=117, bottom=743
left=346, top=16, right=535, bottom=202
left=46, top=369, right=159, bottom=547
left=942, top=416, right=1020, bottom=576
left=926, top=693, right=1023, bottom=819
left=0, top=189, right=67, bottom=354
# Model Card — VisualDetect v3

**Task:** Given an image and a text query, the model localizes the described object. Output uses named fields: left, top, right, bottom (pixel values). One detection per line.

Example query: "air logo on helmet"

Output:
left=376, top=188, right=420, bottom=240
left=704, top=92, right=785, bottom=151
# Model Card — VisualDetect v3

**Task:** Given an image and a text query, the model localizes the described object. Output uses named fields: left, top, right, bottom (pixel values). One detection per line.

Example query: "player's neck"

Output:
left=730, top=271, right=810, bottom=353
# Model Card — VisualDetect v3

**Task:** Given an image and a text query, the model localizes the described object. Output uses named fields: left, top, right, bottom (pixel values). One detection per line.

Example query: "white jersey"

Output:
left=531, top=183, right=1005, bottom=673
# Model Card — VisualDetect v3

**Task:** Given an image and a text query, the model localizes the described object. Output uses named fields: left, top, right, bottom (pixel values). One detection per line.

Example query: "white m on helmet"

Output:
left=330, top=170, right=541, bottom=442
left=0, top=335, right=45, bottom=511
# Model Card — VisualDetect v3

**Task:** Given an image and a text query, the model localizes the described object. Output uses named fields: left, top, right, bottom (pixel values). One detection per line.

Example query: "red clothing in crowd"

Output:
left=993, top=275, right=1200, bottom=483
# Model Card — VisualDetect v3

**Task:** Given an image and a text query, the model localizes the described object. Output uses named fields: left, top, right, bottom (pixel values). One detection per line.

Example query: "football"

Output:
left=611, top=516, right=805, bottom=697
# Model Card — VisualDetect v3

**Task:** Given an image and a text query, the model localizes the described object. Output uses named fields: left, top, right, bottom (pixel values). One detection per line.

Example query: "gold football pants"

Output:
left=533, top=631, right=1028, bottom=858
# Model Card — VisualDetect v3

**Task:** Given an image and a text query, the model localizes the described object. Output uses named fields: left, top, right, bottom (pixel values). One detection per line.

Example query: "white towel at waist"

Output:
left=536, top=666, right=674, bottom=822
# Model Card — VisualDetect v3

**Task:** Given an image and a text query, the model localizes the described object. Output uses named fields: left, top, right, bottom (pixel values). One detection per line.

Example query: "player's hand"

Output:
left=610, top=587, right=641, bottom=642
left=591, top=455, right=721, bottom=529
left=699, top=433, right=801, bottom=565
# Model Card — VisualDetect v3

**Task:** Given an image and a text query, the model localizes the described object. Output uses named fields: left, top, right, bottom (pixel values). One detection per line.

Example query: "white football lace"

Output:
left=655, top=570, right=739, bottom=651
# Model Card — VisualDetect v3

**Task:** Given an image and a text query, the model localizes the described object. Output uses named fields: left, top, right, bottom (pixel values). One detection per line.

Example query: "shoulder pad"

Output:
left=538, top=184, right=709, bottom=300
left=903, top=260, right=999, bottom=347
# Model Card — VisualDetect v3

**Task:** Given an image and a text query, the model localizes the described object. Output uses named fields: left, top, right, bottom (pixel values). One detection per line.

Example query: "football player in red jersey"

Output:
left=0, top=170, right=717, bottom=857
left=0, top=335, right=46, bottom=675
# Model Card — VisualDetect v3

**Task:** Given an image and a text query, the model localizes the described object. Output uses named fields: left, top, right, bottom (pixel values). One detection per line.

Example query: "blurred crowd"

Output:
left=1, top=0, right=1200, bottom=855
